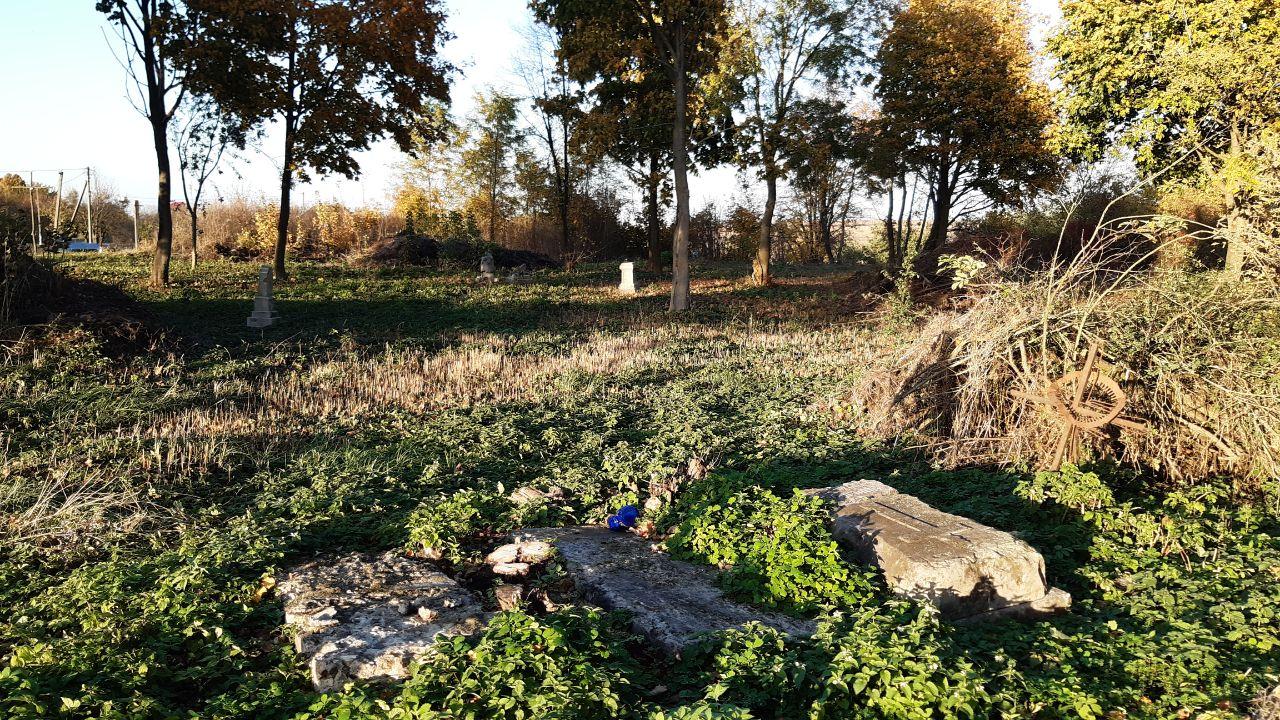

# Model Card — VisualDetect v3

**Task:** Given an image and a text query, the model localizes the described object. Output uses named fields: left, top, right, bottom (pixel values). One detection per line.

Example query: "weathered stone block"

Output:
left=279, top=551, right=487, bottom=691
left=515, top=527, right=814, bottom=654
left=803, top=480, right=1069, bottom=619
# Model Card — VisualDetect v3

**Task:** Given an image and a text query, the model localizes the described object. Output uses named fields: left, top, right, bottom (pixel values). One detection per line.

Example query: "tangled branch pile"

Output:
left=855, top=234, right=1280, bottom=485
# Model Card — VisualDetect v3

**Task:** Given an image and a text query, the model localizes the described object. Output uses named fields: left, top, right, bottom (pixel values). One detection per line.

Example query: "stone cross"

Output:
left=246, top=265, right=280, bottom=329
left=618, top=261, right=636, bottom=295
left=479, top=251, right=496, bottom=282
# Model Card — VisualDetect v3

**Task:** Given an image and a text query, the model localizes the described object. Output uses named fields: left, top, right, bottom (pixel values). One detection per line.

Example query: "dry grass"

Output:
left=1255, top=686, right=1280, bottom=720
left=831, top=230, right=1280, bottom=484
left=135, top=326, right=874, bottom=445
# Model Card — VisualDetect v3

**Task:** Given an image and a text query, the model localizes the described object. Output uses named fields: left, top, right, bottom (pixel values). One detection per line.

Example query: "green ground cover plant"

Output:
left=1, top=255, right=1277, bottom=719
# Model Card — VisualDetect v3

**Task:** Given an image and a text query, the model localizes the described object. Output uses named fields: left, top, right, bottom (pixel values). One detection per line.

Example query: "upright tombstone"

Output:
left=479, top=251, right=497, bottom=283
left=618, top=261, right=636, bottom=295
left=246, top=265, right=280, bottom=329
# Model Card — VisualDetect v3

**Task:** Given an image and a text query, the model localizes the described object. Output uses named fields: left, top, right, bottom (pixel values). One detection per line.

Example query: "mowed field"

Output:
left=2, top=253, right=1277, bottom=719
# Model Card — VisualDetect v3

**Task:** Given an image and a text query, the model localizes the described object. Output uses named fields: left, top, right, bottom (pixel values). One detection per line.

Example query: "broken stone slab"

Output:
left=514, top=526, right=814, bottom=654
left=802, top=480, right=1070, bottom=619
left=485, top=540, right=554, bottom=565
left=279, top=551, right=487, bottom=691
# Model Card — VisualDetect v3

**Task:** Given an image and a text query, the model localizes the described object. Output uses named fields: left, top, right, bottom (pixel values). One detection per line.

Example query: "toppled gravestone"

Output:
left=279, top=551, right=487, bottom=691
left=514, top=527, right=814, bottom=654
left=802, top=480, right=1071, bottom=620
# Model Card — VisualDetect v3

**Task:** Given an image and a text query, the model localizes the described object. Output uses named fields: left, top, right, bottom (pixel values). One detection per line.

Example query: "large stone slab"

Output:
left=279, top=551, right=487, bottom=690
left=515, top=527, right=814, bottom=654
left=803, top=480, right=1070, bottom=619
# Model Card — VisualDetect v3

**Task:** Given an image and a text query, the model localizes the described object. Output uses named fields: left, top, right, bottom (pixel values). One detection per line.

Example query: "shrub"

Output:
left=405, top=489, right=510, bottom=563
left=665, top=478, right=876, bottom=614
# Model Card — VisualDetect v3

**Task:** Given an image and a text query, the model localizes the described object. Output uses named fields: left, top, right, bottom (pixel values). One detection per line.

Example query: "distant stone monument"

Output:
left=479, top=251, right=496, bottom=282
left=246, top=265, right=280, bottom=329
left=618, top=261, right=636, bottom=295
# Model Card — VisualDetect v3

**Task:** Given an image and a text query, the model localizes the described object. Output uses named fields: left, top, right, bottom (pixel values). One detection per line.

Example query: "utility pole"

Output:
left=27, top=172, right=38, bottom=253
left=133, top=200, right=141, bottom=250
left=85, top=167, right=94, bottom=246
left=54, top=171, right=63, bottom=235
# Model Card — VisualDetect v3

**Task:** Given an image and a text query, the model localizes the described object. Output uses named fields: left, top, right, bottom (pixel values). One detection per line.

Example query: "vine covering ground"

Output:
left=1, top=255, right=1277, bottom=719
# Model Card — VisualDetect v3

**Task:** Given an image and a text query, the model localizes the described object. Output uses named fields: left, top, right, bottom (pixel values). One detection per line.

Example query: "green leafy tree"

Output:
left=735, top=0, right=876, bottom=285
left=171, top=96, right=235, bottom=270
left=97, top=0, right=192, bottom=287
left=534, top=0, right=737, bottom=311
left=1051, top=0, right=1280, bottom=275
left=874, top=0, right=1059, bottom=274
left=577, top=63, right=674, bottom=272
left=185, top=0, right=453, bottom=279
left=787, top=96, right=861, bottom=264
left=460, top=91, right=525, bottom=245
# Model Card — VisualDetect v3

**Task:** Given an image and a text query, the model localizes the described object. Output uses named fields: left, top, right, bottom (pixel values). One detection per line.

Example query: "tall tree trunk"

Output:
left=489, top=144, right=499, bottom=244
left=820, top=193, right=835, bottom=264
left=753, top=170, right=776, bottom=286
left=669, top=43, right=691, bottom=312
left=646, top=150, right=662, bottom=272
left=275, top=25, right=298, bottom=282
left=276, top=162, right=293, bottom=281
left=275, top=113, right=295, bottom=281
left=559, top=109, right=572, bottom=262
left=885, top=183, right=898, bottom=271
left=1224, top=123, right=1246, bottom=276
left=919, top=163, right=952, bottom=277
left=189, top=208, right=198, bottom=270
left=150, top=108, right=173, bottom=287
left=558, top=193, right=570, bottom=260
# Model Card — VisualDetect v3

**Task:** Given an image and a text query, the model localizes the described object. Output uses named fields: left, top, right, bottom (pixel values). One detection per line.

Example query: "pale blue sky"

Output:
left=0, top=0, right=1061, bottom=214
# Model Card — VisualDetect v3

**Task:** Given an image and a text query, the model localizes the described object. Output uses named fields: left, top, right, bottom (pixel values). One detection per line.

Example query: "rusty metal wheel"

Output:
left=1046, top=370, right=1126, bottom=429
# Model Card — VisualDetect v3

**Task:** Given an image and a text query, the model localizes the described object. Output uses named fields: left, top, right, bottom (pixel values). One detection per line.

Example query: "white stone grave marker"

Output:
left=246, top=265, right=280, bottom=329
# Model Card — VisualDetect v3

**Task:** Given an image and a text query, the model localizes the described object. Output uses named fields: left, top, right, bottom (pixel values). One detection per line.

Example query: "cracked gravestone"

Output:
left=514, top=526, right=814, bottom=654
left=802, top=480, right=1071, bottom=619
left=279, top=551, right=487, bottom=691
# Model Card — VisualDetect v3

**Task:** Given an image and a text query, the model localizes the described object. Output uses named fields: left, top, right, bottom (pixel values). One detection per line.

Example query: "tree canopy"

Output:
left=185, top=0, right=454, bottom=279
left=873, top=0, right=1059, bottom=272
left=533, top=0, right=737, bottom=311
left=1052, top=0, right=1280, bottom=273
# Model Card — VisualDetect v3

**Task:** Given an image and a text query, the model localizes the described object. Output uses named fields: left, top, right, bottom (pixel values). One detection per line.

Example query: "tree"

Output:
left=97, top=0, right=190, bottom=287
left=460, top=91, right=524, bottom=245
left=1051, top=0, right=1280, bottom=275
left=735, top=0, right=874, bottom=285
left=172, top=97, right=233, bottom=269
left=534, top=0, right=737, bottom=311
left=787, top=96, right=861, bottom=264
left=518, top=23, right=590, bottom=262
left=874, top=0, right=1059, bottom=275
left=187, top=0, right=453, bottom=280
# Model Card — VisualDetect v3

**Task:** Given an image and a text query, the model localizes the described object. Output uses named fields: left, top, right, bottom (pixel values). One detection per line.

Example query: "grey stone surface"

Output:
left=514, top=526, right=814, bottom=654
left=802, top=478, right=898, bottom=506
left=479, top=251, right=496, bottom=282
left=618, top=261, right=636, bottom=295
left=246, top=265, right=280, bottom=328
left=279, top=551, right=487, bottom=691
left=805, top=480, right=1070, bottom=619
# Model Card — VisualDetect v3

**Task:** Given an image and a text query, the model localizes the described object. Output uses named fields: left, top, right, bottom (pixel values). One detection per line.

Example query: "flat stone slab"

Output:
left=803, top=480, right=1070, bottom=619
left=515, top=527, right=814, bottom=654
left=279, top=551, right=487, bottom=691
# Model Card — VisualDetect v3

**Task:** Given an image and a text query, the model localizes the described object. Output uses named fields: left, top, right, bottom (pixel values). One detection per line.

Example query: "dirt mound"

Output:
left=492, top=247, right=559, bottom=271
left=2, top=257, right=178, bottom=360
left=354, top=230, right=439, bottom=267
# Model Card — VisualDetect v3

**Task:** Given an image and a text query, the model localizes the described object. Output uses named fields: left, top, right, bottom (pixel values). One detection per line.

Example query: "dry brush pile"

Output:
left=841, top=236, right=1280, bottom=486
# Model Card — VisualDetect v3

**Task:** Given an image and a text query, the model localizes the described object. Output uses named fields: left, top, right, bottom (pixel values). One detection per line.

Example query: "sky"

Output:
left=0, top=0, right=1062, bottom=217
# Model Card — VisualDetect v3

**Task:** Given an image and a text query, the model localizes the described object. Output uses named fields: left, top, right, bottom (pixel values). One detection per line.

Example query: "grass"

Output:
left=1, top=253, right=1277, bottom=719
